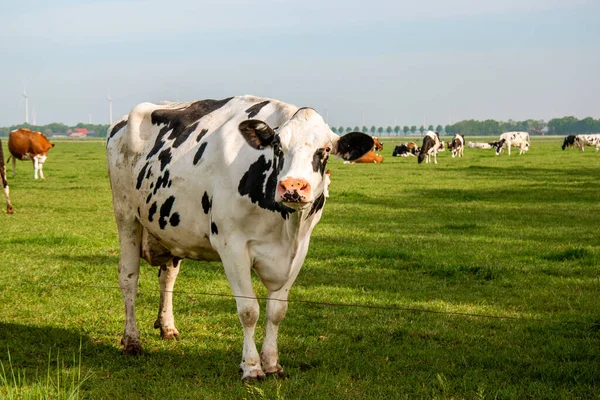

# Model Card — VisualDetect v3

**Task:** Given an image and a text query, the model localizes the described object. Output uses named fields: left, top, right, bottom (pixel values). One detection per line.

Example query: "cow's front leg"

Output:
left=116, top=215, right=142, bottom=355
left=220, top=246, right=264, bottom=381
left=261, top=288, right=290, bottom=378
left=154, top=257, right=181, bottom=340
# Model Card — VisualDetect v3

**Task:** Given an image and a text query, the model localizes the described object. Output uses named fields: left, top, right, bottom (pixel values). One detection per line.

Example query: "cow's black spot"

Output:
left=196, top=129, right=208, bottom=142
left=312, top=148, right=328, bottom=175
left=108, top=119, right=128, bottom=143
left=168, top=180, right=172, bottom=188
left=238, top=155, right=295, bottom=220
left=136, top=163, right=149, bottom=190
left=169, top=212, right=180, bottom=227
left=154, top=170, right=171, bottom=195
left=148, top=202, right=158, bottom=222
left=146, top=193, right=152, bottom=204
left=149, top=98, right=233, bottom=159
left=211, top=222, right=219, bottom=235
left=146, top=166, right=153, bottom=179
left=245, top=100, right=270, bottom=118
left=159, top=196, right=176, bottom=230
left=137, top=207, right=141, bottom=217
left=193, top=142, right=208, bottom=165
left=171, top=121, right=199, bottom=148
left=202, top=192, right=212, bottom=214
left=307, top=193, right=325, bottom=218
left=158, top=149, right=172, bottom=171
left=150, top=182, right=154, bottom=189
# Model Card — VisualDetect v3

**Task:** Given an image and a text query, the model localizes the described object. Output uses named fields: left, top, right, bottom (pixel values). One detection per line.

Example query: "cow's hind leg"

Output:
left=116, top=215, right=143, bottom=355
left=154, top=257, right=182, bottom=340
left=10, top=156, right=15, bottom=178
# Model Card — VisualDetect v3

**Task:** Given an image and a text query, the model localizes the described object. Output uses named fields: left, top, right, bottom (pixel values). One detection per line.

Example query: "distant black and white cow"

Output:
left=451, top=134, right=465, bottom=158
left=494, top=131, right=530, bottom=155
left=561, top=135, right=577, bottom=150
left=467, top=142, right=493, bottom=149
left=0, top=139, right=14, bottom=214
left=574, top=134, right=600, bottom=152
left=392, top=142, right=418, bottom=157
left=106, top=96, right=374, bottom=381
left=418, top=131, right=442, bottom=164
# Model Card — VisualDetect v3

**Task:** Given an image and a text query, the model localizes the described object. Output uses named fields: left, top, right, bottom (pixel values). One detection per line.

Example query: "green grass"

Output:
left=1, top=137, right=599, bottom=399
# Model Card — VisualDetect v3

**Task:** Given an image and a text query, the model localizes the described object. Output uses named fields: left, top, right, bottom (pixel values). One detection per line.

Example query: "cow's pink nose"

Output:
left=278, top=178, right=311, bottom=202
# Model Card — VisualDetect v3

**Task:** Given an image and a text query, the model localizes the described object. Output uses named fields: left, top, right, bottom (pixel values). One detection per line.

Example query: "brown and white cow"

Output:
left=0, top=139, right=14, bottom=214
left=8, top=128, right=55, bottom=179
left=347, top=136, right=384, bottom=163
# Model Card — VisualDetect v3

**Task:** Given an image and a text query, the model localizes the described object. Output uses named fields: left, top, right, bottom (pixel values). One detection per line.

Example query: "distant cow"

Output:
left=451, top=134, right=465, bottom=158
left=574, top=134, right=600, bottom=152
left=8, top=128, right=55, bottom=179
left=562, top=135, right=577, bottom=150
left=0, top=139, right=14, bottom=214
left=106, top=96, right=374, bottom=381
left=346, top=136, right=384, bottom=163
left=418, top=131, right=442, bottom=164
left=467, top=142, right=493, bottom=149
left=494, top=131, right=530, bottom=155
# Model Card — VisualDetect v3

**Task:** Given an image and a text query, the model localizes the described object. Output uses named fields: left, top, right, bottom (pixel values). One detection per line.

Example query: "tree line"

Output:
left=1, top=116, right=598, bottom=138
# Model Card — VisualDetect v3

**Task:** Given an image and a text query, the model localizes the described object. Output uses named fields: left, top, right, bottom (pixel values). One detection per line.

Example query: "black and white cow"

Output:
left=106, top=96, right=374, bottom=381
left=494, top=131, right=530, bottom=155
left=418, top=131, right=442, bottom=164
left=392, top=142, right=418, bottom=157
left=0, top=139, right=14, bottom=214
left=574, top=134, right=600, bottom=152
left=561, top=135, right=577, bottom=150
left=451, top=134, right=465, bottom=158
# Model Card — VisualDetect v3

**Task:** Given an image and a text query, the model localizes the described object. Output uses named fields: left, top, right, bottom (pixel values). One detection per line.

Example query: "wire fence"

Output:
left=10, top=281, right=600, bottom=328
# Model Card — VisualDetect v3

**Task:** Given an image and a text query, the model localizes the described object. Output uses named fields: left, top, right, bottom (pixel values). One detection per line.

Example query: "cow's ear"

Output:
left=238, top=119, right=276, bottom=149
left=334, top=132, right=374, bottom=161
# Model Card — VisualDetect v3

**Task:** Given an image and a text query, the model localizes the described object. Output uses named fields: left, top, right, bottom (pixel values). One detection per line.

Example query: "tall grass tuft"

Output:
left=0, top=340, right=91, bottom=400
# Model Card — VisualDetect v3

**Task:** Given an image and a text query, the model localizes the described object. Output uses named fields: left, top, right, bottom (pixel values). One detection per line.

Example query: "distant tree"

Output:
left=346, top=127, right=352, bottom=133
left=370, top=125, right=376, bottom=135
left=353, top=126, right=360, bottom=132
left=377, top=126, right=384, bottom=134
left=410, top=125, right=417, bottom=135
left=445, top=124, right=453, bottom=135
left=428, top=124, right=434, bottom=132
left=331, top=127, right=337, bottom=133
left=362, top=126, right=368, bottom=133
left=419, top=125, right=425, bottom=135
left=394, top=125, right=400, bottom=136
left=403, top=126, right=409, bottom=136
left=338, top=126, right=344, bottom=134
left=386, top=126, right=392, bottom=136
left=436, top=124, right=444, bottom=134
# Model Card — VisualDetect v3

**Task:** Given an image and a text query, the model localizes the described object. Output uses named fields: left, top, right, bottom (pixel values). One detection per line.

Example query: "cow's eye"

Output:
left=325, top=147, right=331, bottom=153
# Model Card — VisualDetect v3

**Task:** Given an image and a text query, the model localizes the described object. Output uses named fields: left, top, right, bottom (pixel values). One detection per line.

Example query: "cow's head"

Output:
left=372, top=137, right=383, bottom=151
left=494, top=139, right=506, bottom=155
left=239, top=108, right=373, bottom=209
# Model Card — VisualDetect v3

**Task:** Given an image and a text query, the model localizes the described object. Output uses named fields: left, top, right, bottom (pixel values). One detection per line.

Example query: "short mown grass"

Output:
left=1, top=137, right=599, bottom=399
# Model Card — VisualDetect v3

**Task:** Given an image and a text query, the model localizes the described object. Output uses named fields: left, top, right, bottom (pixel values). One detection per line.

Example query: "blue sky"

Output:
left=1, top=0, right=598, bottom=128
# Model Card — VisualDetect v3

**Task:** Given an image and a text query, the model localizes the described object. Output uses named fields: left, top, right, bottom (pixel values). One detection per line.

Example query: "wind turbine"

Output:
left=107, top=92, right=113, bottom=124
left=21, top=87, right=29, bottom=124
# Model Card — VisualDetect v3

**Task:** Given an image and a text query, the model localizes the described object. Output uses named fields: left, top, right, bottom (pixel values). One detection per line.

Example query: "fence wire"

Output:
left=9, top=281, right=600, bottom=328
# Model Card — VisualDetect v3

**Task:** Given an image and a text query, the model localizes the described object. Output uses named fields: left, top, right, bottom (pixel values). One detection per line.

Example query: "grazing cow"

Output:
left=0, top=139, right=14, bottom=214
left=562, top=135, right=577, bottom=150
left=8, top=128, right=55, bottom=179
left=418, top=131, right=442, bottom=164
left=494, top=131, right=530, bottom=155
left=347, top=136, right=384, bottom=163
left=451, top=134, right=465, bottom=158
left=574, top=134, right=600, bottom=152
left=106, top=96, right=374, bottom=381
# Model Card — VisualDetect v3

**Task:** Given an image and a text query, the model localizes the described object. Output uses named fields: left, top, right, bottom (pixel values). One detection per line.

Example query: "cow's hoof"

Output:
left=122, top=342, right=143, bottom=356
left=263, top=363, right=286, bottom=379
left=240, top=363, right=266, bottom=382
left=160, top=327, right=180, bottom=340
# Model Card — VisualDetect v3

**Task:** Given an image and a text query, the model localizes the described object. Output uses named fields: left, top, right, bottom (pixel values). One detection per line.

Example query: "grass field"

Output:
left=1, top=137, right=599, bottom=399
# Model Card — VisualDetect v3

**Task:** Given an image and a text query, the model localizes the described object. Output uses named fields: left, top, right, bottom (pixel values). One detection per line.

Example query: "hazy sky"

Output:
left=1, top=0, right=598, bottom=128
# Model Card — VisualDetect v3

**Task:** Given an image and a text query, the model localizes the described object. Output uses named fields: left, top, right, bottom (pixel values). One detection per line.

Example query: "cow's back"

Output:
left=8, top=128, right=53, bottom=159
